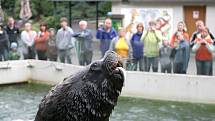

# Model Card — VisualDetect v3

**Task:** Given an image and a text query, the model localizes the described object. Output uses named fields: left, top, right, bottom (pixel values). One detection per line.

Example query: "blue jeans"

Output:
left=196, top=60, right=212, bottom=75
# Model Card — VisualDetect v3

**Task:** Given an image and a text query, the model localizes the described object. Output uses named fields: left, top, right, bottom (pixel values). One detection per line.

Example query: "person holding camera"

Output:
left=192, top=27, right=215, bottom=75
left=141, top=20, right=162, bottom=72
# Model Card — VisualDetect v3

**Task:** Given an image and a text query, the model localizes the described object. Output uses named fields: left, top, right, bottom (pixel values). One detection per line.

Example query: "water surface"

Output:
left=0, top=84, right=215, bottom=121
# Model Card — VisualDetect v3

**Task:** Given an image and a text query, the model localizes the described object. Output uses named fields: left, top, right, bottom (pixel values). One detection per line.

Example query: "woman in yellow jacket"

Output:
left=109, top=27, right=133, bottom=69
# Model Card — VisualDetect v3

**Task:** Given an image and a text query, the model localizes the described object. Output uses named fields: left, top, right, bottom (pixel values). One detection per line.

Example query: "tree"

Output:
left=1, top=0, right=111, bottom=22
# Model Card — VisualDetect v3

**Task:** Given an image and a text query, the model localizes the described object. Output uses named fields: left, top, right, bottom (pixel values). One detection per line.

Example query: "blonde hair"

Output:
left=195, top=20, right=204, bottom=26
left=178, top=21, right=187, bottom=32
left=118, top=27, right=125, bottom=32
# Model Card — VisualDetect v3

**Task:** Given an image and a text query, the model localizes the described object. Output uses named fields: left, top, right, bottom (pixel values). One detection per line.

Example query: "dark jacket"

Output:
left=4, top=26, right=19, bottom=44
left=74, top=29, right=93, bottom=53
left=0, top=30, right=9, bottom=50
left=96, top=27, right=117, bottom=55
left=174, top=40, right=190, bottom=72
left=130, top=32, right=144, bottom=59
left=47, top=36, right=58, bottom=58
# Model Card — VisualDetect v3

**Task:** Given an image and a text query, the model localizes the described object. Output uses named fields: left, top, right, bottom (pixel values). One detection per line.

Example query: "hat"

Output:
left=11, top=42, right=18, bottom=49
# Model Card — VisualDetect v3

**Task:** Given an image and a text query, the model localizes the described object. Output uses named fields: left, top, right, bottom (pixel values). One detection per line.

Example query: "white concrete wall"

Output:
left=206, top=5, right=215, bottom=35
left=1, top=60, right=215, bottom=104
left=0, top=60, right=31, bottom=85
left=30, top=60, right=83, bottom=84
left=122, top=71, right=215, bottom=104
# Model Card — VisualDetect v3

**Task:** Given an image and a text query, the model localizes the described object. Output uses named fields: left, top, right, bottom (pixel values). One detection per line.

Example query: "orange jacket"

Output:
left=35, top=31, right=49, bottom=51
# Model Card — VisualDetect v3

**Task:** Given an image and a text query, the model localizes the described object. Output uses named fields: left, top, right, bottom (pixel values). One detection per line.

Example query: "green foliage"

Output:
left=98, top=1, right=111, bottom=16
left=41, top=15, right=61, bottom=29
left=72, top=2, right=96, bottom=19
left=30, top=0, right=54, bottom=18
left=1, top=0, right=111, bottom=25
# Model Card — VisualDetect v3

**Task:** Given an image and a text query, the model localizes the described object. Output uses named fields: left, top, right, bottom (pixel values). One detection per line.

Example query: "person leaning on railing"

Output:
left=73, top=20, right=93, bottom=66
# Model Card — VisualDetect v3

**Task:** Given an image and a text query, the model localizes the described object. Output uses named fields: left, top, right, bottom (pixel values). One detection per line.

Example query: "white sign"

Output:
left=193, top=11, right=200, bottom=19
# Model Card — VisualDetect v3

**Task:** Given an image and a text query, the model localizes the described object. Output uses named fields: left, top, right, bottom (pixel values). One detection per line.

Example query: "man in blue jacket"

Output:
left=96, top=18, right=117, bottom=57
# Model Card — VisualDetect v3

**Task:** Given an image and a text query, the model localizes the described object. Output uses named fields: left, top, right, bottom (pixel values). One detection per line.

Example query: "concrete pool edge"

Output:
left=1, top=60, right=215, bottom=104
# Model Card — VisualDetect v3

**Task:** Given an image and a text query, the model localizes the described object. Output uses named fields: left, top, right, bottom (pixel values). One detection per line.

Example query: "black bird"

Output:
left=34, top=51, right=125, bottom=121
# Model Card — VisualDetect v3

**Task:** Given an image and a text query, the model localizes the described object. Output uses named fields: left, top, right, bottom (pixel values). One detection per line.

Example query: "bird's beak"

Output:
left=117, top=60, right=123, bottom=68
left=116, top=67, right=126, bottom=81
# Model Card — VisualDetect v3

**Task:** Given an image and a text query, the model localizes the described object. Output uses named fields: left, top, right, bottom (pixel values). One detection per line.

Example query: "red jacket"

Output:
left=195, top=34, right=213, bottom=61
left=35, top=31, right=49, bottom=51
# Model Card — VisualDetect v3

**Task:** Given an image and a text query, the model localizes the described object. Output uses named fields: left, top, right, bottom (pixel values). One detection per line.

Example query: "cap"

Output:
left=11, top=42, right=18, bottom=49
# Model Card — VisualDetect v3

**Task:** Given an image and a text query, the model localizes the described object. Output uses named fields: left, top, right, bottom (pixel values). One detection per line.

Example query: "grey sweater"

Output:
left=56, top=27, right=74, bottom=50
left=73, top=29, right=93, bottom=52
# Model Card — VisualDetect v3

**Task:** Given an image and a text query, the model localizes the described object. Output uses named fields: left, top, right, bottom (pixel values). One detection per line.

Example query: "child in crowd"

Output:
left=159, top=39, right=172, bottom=73
left=47, top=28, right=58, bottom=61
left=8, top=42, right=20, bottom=60
left=173, top=32, right=190, bottom=74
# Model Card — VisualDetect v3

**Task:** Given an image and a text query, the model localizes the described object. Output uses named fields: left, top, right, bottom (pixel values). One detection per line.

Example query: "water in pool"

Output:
left=0, top=83, right=215, bottom=121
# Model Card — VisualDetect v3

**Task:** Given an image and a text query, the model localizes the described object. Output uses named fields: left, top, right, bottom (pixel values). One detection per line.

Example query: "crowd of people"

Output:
left=0, top=17, right=93, bottom=65
left=97, top=18, right=215, bottom=76
left=0, top=16, right=214, bottom=76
